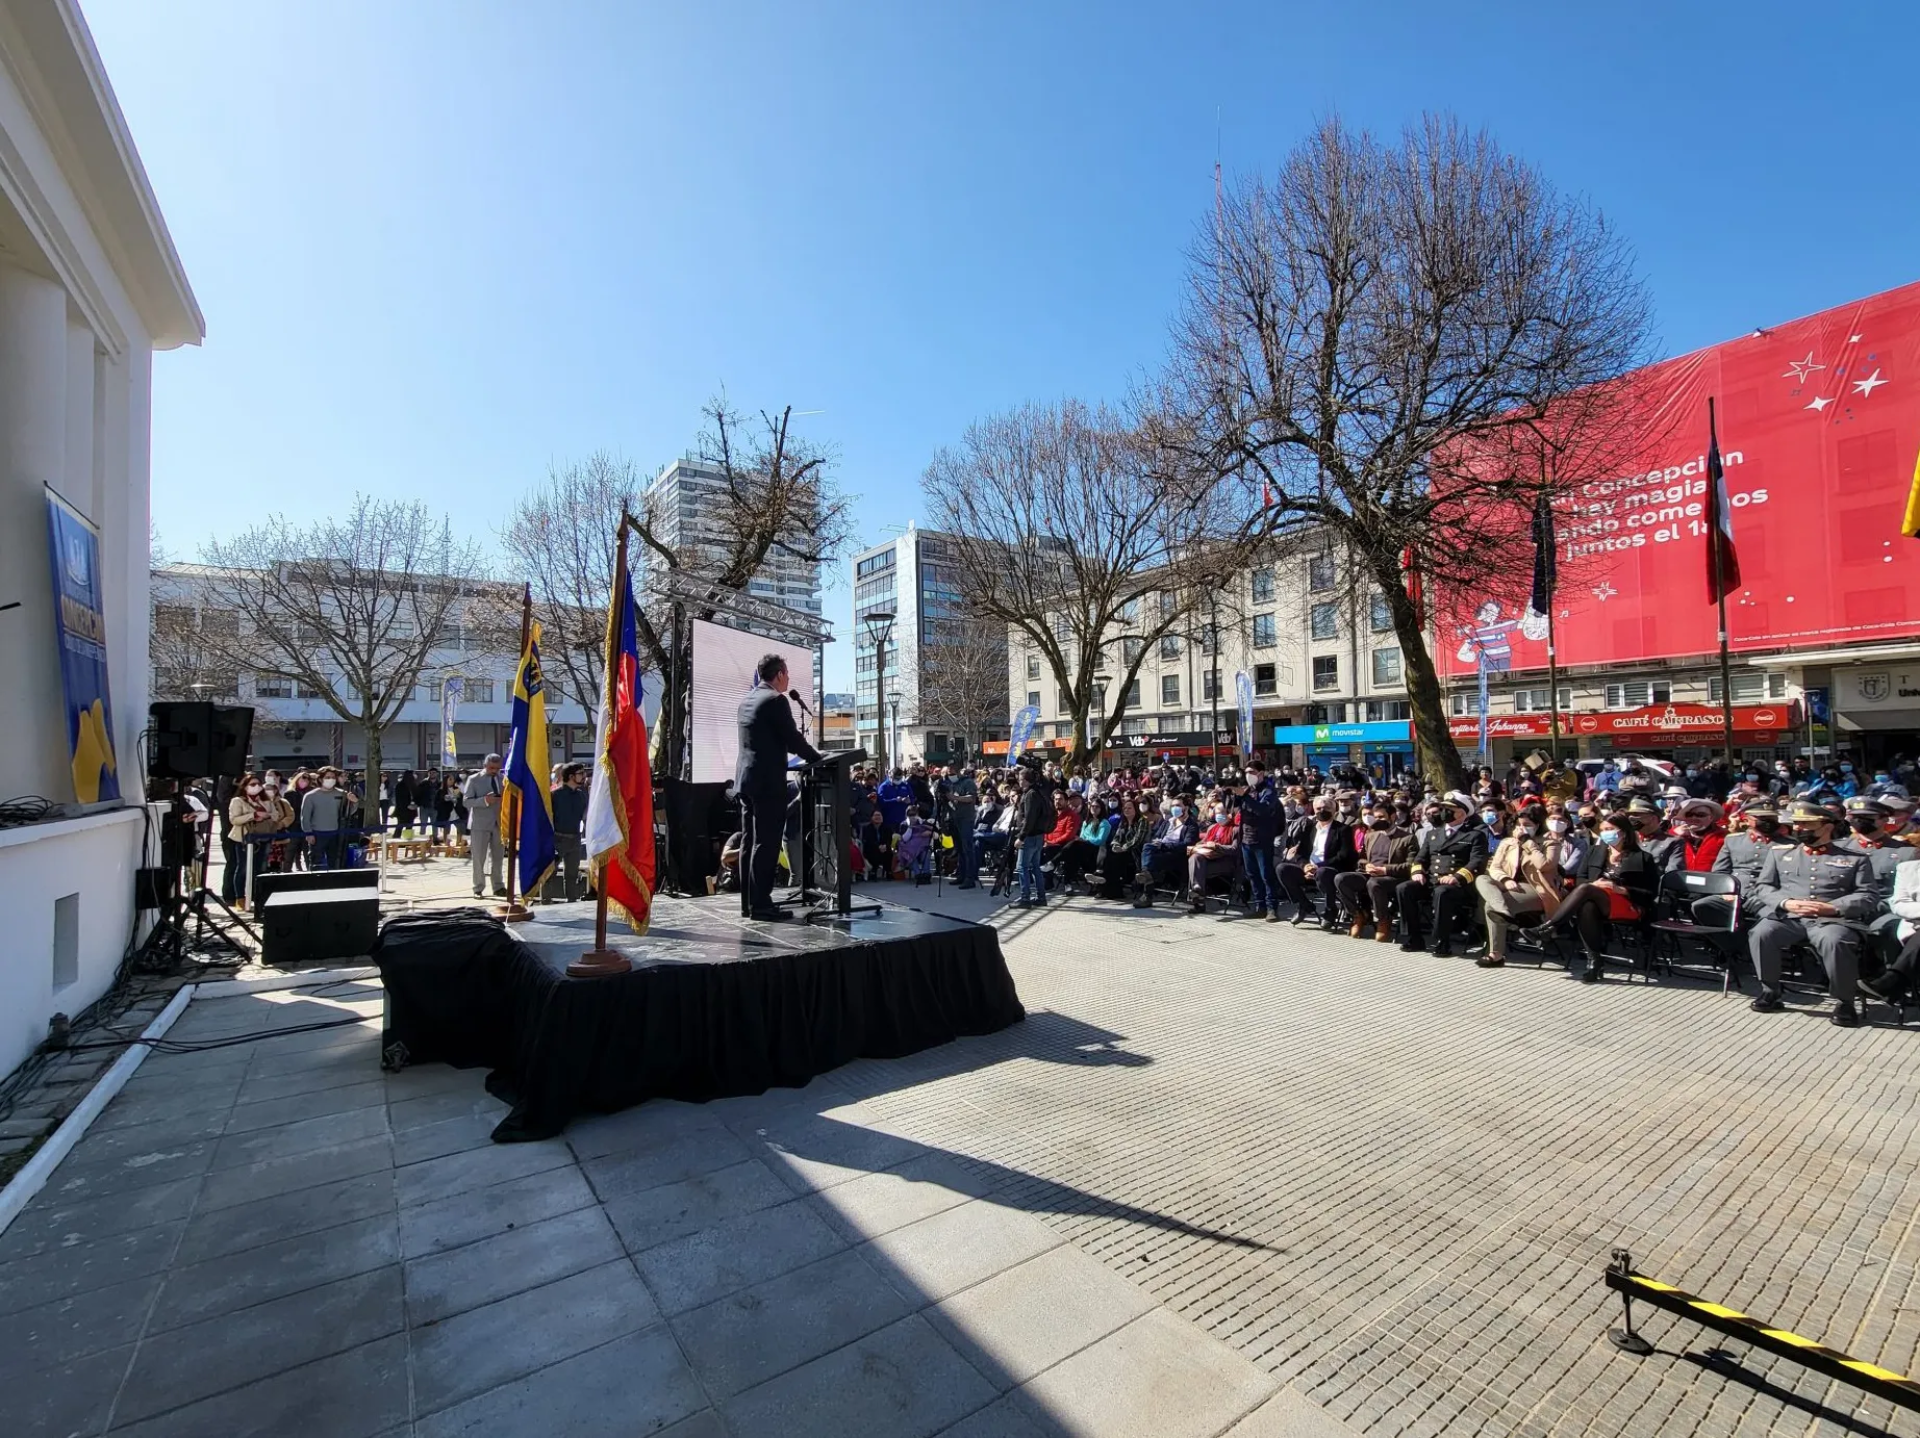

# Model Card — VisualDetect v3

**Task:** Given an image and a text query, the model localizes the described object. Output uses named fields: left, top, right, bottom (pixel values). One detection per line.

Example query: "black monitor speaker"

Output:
left=150, top=702, right=254, bottom=780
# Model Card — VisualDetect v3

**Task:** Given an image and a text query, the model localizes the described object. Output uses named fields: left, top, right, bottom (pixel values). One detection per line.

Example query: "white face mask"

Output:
left=245, top=783, right=263, bottom=796
left=1515, top=825, right=1536, bottom=839
left=1548, top=818, right=1570, bottom=833
left=322, top=777, right=337, bottom=790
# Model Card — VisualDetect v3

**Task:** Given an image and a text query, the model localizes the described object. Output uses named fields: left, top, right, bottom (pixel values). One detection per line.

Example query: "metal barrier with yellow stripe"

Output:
left=1604, top=1249, right=1920, bottom=1412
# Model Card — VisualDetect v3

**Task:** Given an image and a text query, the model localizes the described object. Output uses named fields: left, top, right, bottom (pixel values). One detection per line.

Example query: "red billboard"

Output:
left=1435, top=281, right=1920, bottom=679
left=1446, top=704, right=1794, bottom=742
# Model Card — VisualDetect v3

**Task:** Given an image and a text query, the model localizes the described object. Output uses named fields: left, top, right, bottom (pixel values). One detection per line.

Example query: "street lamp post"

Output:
left=889, top=696, right=901, bottom=773
left=864, top=609, right=896, bottom=774
left=1207, top=592, right=1222, bottom=779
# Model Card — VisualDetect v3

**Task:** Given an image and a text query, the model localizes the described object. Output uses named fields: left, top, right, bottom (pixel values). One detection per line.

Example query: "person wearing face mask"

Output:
left=1395, top=793, right=1487, bottom=955
left=1624, top=796, right=1681, bottom=874
left=1478, top=800, right=1508, bottom=843
left=1543, top=813, right=1657, bottom=981
left=1837, top=796, right=1916, bottom=969
left=1186, top=797, right=1243, bottom=914
left=1234, top=760, right=1284, bottom=922
left=300, top=766, right=349, bottom=870
left=1868, top=767, right=1912, bottom=801
left=224, top=775, right=273, bottom=903
left=1135, top=796, right=1199, bottom=906
left=1277, top=799, right=1356, bottom=929
left=1833, top=762, right=1860, bottom=800
left=1543, top=806, right=1590, bottom=879
left=1335, top=803, right=1417, bottom=940
left=1672, top=799, right=1728, bottom=872
left=1474, top=805, right=1561, bottom=967
left=1707, top=799, right=1784, bottom=930
left=1747, top=799, right=1881, bottom=1024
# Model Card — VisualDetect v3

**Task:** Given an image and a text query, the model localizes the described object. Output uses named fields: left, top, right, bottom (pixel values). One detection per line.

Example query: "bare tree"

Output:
left=923, top=399, right=1256, bottom=770
left=916, top=617, right=1011, bottom=766
left=632, top=396, right=857, bottom=775
left=149, top=568, right=242, bottom=703
left=1160, top=113, right=1657, bottom=787
left=197, top=497, right=487, bottom=787
left=497, top=451, right=641, bottom=719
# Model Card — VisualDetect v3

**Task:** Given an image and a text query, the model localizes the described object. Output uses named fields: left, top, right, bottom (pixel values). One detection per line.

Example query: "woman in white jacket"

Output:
left=1860, top=860, right=1920, bottom=1002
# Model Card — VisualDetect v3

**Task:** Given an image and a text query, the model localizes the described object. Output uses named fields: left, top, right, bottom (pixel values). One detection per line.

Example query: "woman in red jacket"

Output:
left=1674, top=798, right=1727, bottom=872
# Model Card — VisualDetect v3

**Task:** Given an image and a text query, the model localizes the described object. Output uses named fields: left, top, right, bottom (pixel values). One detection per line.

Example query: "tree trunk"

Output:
left=1371, top=549, right=1466, bottom=791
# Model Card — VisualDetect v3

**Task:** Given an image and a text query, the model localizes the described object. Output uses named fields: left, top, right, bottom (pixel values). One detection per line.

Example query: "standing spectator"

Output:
left=464, top=754, right=508, bottom=897
left=1013, top=766, right=1053, bottom=908
left=1236, top=759, right=1283, bottom=922
left=301, top=767, right=349, bottom=870
left=224, top=775, right=271, bottom=903
left=442, top=772, right=466, bottom=837
left=877, top=768, right=912, bottom=837
left=415, top=768, right=444, bottom=838
left=947, top=766, right=980, bottom=888
left=392, top=769, right=418, bottom=836
left=548, top=763, right=588, bottom=901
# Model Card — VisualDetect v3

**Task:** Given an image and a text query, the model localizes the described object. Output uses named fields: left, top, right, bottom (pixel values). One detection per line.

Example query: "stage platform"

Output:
left=369, top=895, right=1025, bottom=1141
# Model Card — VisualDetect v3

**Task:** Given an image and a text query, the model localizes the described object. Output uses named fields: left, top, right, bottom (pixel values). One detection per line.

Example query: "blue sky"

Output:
left=87, top=0, right=1917, bottom=689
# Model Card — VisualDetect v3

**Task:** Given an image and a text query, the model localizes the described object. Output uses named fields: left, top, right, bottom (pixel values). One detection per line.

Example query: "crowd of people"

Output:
left=843, top=751, right=1920, bottom=1028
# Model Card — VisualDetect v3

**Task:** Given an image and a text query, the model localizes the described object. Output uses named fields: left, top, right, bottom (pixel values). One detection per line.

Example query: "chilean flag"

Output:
left=1705, top=401, right=1741, bottom=603
left=583, top=553, right=657, bottom=934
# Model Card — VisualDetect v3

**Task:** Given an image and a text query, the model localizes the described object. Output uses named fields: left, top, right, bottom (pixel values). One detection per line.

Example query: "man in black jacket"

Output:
left=1276, top=798, right=1357, bottom=929
left=1395, top=793, right=1489, bottom=955
left=735, top=655, right=822, bottom=920
left=1012, top=765, right=1055, bottom=907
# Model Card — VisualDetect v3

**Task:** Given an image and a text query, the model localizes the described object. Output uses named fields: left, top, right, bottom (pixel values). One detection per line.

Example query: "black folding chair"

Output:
left=1649, top=869, right=1741, bottom=994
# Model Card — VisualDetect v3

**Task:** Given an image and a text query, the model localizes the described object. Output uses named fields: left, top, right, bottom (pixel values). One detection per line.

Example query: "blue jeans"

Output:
left=953, top=825, right=979, bottom=886
left=1242, top=841, right=1277, bottom=914
left=1017, top=835, right=1045, bottom=903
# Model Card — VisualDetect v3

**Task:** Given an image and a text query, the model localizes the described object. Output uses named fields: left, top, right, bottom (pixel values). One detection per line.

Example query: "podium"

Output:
left=794, top=750, right=876, bottom=923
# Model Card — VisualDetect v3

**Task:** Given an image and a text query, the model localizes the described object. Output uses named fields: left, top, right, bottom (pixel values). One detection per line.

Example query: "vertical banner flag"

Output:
left=1705, top=404, right=1742, bottom=602
left=1903, top=445, right=1920, bottom=539
left=584, top=557, right=657, bottom=933
left=46, top=489, right=118, bottom=803
left=1476, top=647, right=1492, bottom=760
left=1235, top=671, right=1256, bottom=758
left=503, top=622, right=556, bottom=899
left=1005, top=704, right=1040, bottom=767
left=440, top=676, right=462, bottom=765
left=1528, top=491, right=1557, bottom=619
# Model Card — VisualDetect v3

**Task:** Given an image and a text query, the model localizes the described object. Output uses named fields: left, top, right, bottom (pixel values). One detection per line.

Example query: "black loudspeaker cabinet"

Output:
left=660, top=779, right=732, bottom=894
left=260, top=888, right=380, bottom=964
left=251, top=868, right=379, bottom=909
left=150, top=702, right=255, bottom=780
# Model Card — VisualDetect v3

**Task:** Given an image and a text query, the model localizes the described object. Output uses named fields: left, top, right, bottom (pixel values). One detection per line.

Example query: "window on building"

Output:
left=1116, top=597, right=1139, bottom=623
left=1091, top=682, right=1108, bottom=714
left=155, top=603, right=197, bottom=632
left=1203, top=669, right=1222, bottom=701
left=254, top=675, right=293, bottom=699
left=1122, top=636, right=1143, bottom=666
left=1369, top=592, right=1394, bottom=633
left=296, top=621, right=326, bottom=645
left=465, top=678, right=495, bottom=704
left=1093, top=644, right=1109, bottom=672
left=1026, top=655, right=1040, bottom=680
left=1160, top=674, right=1180, bottom=706
left=1605, top=680, right=1672, bottom=709
left=1119, top=718, right=1150, bottom=735
left=296, top=679, right=330, bottom=699
left=1254, top=663, right=1277, bottom=697
left=1125, top=678, right=1142, bottom=709
left=1251, top=613, right=1277, bottom=649
left=1512, top=686, right=1573, bottom=713
left=1312, top=655, right=1339, bottom=691
left=1158, top=589, right=1177, bottom=618
left=1451, top=692, right=1484, bottom=717
left=200, top=609, right=241, bottom=637
left=1057, top=688, right=1071, bottom=714
left=1371, top=648, right=1402, bottom=686
left=1159, top=634, right=1181, bottom=660
left=1250, top=567, right=1274, bottom=602
left=1709, top=671, right=1788, bottom=703
left=1310, top=604, right=1338, bottom=641
left=1308, top=553, right=1336, bottom=592
left=1365, top=700, right=1412, bottom=721
left=1199, top=622, right=1219, bottom=655
left=422, top=678, right=443, bottom=702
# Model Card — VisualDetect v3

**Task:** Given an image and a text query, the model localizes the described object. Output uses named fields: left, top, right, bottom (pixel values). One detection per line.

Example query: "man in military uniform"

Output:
left=1695, top=798, right=1785, bottom=957
left=1748, top=799, right=1884, bottom=1026
left=1838, top=795, right=1917, bottom=965
left=1395, top=793, right=1488, bottom=956
left=1627, top=796, right=1680, bottom=873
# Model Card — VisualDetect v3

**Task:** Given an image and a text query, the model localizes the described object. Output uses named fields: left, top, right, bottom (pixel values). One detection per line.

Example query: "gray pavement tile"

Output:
left=378, top=1063, right=482, bottom=1103
left=721, top=1312, right=997, bottom=1438
left=1012, top=1309, right=1276, bottom=1438
left=566, top=1098, right=737, bottom=1162
left=93, top=1072, right=244, bottom=1132
left=936, top=1395, right=1058, bottom=1438
left=394, top=1135, right=574, bottom=1208
left=388, top=1084, right=507, bottom=1133
left=223, top=1079, right=389, bottom=1134
left=862, top=1200, right=1065, bottom=1305
left=601, top=1158, right=796, bottom=1253
left=147, top=1212, right=399, bottom=1332
left=636, top=1195, right=847, bottom=1314
left=173, top=1169, right=396, bottom=1265
left=123, top=1049, right=251, bottom=1085
left=809, top=1151, right=998, bottom=1242
left=1221, top=1387, right=1365, bottom=1437
left=209, top=1105, right=391, bottom=1170
left=4, top=1340, right=132, bottom=1438
left=108, top=1332, right=410, bottom=1438
left=392, top=1111, right=502, bottom=1167
left=404, top=1205, right=624, bottom=1324
left=194, top=1135, right=393, bottom=1212
left=0, top=1176, right=201, bottom=1261
left=751, top=1110, right=933, bottom=1194
left=398, top=1162, right=598, bottom=1259
left=925, top=1243, right=1157, bottom=1391
left=413, top=1327, right=705, bottom=1438
left=579, top=1123, right=757, bottom=1197
left=670, top=1247, right=914, bottom=1400
left=114, top=1266, right=404, bottom=1424
left=409, top=1260, right=660, bottom=1416
left=233, top=1047, right=390, bottom=1103
left=43, top=1129, right=224, bottom=1203
left=0, top=1218, right=184, bottom=1317
left=61, top=1109, right=229, bottom=1166
left=243, top=1025, right=382, bottom=1074
left=0, top=1271, right=162, bottom=1379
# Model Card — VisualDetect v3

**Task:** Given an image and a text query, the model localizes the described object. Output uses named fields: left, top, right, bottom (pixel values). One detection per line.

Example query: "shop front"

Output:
left=1272, top=721, right=1415, bottom=779
left=1832, top=664, right=1920, bottom=768
left=1447, top=704, right=1798, bottom=766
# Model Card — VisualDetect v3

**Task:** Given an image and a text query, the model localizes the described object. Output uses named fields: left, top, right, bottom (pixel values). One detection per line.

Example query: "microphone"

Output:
left=788, top=691, right=811, bottom=714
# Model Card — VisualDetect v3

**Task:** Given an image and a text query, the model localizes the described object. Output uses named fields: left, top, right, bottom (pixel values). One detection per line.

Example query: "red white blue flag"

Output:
left=583, top=550, right=657, bottom=934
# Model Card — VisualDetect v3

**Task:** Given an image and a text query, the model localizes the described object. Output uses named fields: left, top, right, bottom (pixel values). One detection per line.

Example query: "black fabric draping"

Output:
left=370, top=908, right=1024, bottom=1142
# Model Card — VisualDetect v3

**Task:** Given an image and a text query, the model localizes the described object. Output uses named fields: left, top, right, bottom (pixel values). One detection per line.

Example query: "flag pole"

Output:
left=572, top=514, right=632, bottom=977
left=1710, top=398, right=1736, bottom=769
left=497, top=583, right=533, bottom=922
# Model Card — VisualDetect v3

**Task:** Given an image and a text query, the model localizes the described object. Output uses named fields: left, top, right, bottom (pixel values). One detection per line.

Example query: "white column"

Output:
left=0, top=264, right=73, bottom=802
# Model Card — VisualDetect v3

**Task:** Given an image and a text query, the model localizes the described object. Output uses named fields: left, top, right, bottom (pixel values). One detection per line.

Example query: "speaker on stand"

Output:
left=146, top=702, right=260, bottom=951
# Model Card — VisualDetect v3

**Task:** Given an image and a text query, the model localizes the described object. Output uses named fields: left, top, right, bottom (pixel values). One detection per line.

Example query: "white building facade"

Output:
left=0, top=0, right=205, bottom=1077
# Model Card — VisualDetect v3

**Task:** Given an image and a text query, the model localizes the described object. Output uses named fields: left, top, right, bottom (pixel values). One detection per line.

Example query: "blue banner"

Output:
left=46, top=489, right=118, bottom=803
left=1006, top=704, right=1040, bottom=767
left=441, top=676, right=463, bottom=764
left=1235, top=671, right=1255, bottom=757
left=1476, top=649, right=1491, bottom=759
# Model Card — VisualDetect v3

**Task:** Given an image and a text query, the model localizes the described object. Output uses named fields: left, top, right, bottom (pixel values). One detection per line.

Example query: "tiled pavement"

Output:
left=5, top=873, right=1920, bottom=1436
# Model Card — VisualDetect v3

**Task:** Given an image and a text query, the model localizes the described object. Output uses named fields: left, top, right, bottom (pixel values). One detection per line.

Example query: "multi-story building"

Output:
left=640, top=457, right=823, bottom=624
left=150, top=566, right=593, bottom=773
left=851, top=523, right=1008, bottom=767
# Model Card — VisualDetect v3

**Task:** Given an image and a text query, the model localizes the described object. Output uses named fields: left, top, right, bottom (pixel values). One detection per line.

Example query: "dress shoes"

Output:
left=1831, top=998, right=1860, bottom=1028
left=749, top=907, right=792, bottom=923
left=1749, top=988, right=1784, bottom=1012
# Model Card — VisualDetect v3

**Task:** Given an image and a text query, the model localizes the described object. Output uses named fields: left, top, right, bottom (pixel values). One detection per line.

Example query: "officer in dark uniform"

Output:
left=1629, top=796, right=1681, bottom=873
left=1748, top=799, right=1883, bottom=1026
left=1395, top=792, right=1488, bottom=956
left=1839, top=795, right=1918, bottom=965
left=1706, top=799, right=1784, bottom=917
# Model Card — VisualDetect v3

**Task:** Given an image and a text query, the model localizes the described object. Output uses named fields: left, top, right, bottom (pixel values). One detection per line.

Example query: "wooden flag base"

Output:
left=567, top=948, right=631, bottom=978
left=495, top=901, right=532, bottom=924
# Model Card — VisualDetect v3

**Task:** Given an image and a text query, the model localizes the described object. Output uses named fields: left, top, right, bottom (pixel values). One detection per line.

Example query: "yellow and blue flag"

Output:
left=1904, top=444, right=1920, bottom=538
left=503, top=620, right=557, bottom=900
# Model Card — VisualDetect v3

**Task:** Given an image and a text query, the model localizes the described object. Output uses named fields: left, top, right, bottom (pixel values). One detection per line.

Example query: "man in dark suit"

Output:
left=1395, top=793, right=1490, bottom=955
left=1276, top=798, right=1357, bottom=929
left=736, top=654, right=822, bottom=920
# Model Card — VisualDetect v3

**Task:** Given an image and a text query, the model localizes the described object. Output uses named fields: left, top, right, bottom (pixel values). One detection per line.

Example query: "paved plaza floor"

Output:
left=5, top=863, right=1919, bottom=1436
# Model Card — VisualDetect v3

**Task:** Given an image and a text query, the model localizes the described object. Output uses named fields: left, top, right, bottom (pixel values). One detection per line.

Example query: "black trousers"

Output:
left=1395, top=877, right=1475, bottom=947
left=1276, top=861, right=1340, bottom=916
left=739, top=788, right=786, bottom=914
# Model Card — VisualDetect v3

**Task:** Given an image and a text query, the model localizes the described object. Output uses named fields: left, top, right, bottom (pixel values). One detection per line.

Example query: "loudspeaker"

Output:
left=150, top=703, right=254, bottom=780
